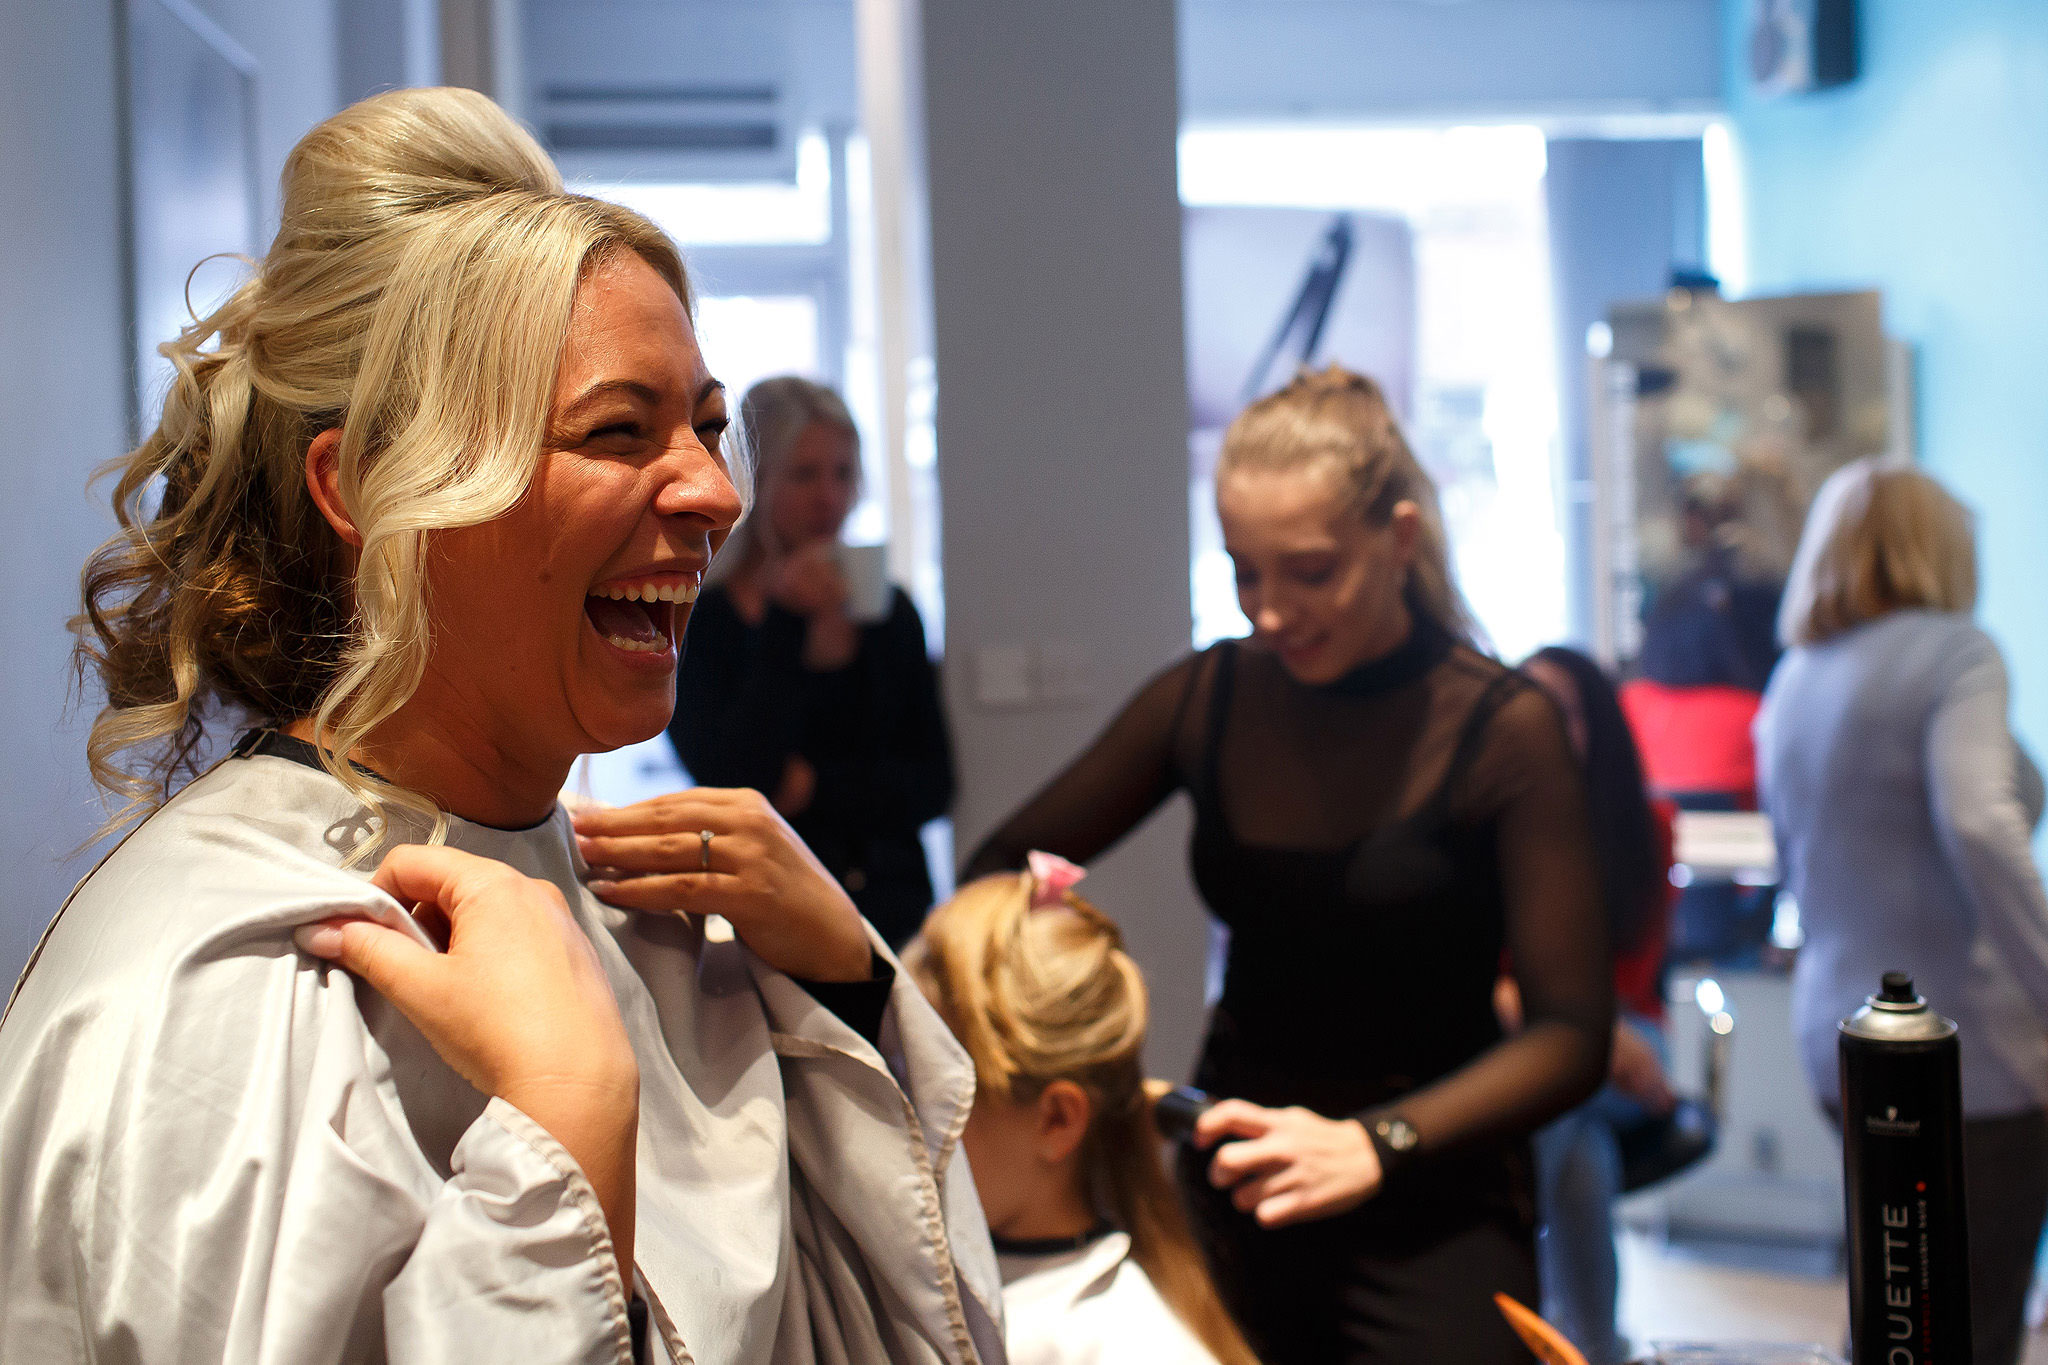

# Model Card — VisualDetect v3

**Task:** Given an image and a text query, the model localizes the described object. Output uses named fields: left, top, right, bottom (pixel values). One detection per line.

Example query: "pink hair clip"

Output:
left=1027, top=850, right=1087, bottom=908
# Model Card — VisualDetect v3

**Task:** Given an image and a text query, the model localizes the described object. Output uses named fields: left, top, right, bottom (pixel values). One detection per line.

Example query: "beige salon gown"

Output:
left=0, top=744, right=1004, bottom=1364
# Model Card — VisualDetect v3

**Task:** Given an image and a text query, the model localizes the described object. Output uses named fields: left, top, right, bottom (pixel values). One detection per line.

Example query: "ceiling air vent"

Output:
left=540, top=81, right=793, bottom=183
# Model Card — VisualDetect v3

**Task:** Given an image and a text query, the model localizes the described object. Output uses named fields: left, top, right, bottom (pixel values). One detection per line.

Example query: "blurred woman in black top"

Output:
left=964, top=365, right=1611, bottom=1364
left=1517, top=644, right=1681, bottom=1363
left=671, top=376, right=954, bottom=947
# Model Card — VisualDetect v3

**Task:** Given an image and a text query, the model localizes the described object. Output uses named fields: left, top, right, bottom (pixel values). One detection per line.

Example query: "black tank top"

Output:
left=1189, top=636, right=1526, bottom=1120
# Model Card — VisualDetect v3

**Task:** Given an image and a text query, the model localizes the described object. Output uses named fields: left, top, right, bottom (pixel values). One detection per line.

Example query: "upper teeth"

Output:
left=597, top=582, right=700, bottom=603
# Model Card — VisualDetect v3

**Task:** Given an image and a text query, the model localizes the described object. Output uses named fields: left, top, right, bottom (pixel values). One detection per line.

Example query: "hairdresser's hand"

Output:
left=1195, top=1100, right=1382, bottom=1228
left=574, top=787, right=872, bottom=983
left=295, top=845, right=639, bottom=1265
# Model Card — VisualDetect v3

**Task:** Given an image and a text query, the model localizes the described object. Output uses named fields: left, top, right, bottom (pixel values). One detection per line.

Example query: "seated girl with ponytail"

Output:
left=906, top=855, right=1260, bottom=1365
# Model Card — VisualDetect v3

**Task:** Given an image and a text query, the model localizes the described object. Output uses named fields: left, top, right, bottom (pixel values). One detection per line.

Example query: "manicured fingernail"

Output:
left=294, top=923, right=343, bottom=958
left=586, top=879, right=613, bottom=895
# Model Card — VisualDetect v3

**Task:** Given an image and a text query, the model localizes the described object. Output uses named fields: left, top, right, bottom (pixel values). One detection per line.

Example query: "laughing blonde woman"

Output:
left=0, top=88, right=999, bottom=1364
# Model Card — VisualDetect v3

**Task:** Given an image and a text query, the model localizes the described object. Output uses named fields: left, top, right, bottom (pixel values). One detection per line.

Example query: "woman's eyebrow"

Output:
left=553, top=378, right=724, bottom=437
left=559, top=379, right=661, bottom=421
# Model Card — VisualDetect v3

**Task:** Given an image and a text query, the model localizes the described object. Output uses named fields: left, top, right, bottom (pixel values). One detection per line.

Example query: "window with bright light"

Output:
left=592, top=132, right=834, bottom=247
left=692, top=294, right=822, bottom=405
left=1180, top=125, right=1568, bottom=662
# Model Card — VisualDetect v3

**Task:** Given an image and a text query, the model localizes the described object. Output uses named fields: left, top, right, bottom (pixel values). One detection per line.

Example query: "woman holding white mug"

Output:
left=669, top=376, right=955, bottom=947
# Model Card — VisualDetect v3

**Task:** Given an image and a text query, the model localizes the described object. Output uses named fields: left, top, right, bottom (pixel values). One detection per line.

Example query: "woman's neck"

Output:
left=991, top=1165, right=1098, bottom=1243
left=1354, top=594, right=1415, bottom=669
left=283, top=705, right=568, bottom=830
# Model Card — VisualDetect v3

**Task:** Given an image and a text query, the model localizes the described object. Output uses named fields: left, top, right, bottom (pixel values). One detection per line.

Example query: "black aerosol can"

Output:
left=1840, top=971, right=1971, bottom=1365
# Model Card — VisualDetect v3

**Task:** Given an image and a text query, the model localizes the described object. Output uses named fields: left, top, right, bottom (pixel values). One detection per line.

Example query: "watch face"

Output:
left=1378, top=1118, right=1418, bottom=1152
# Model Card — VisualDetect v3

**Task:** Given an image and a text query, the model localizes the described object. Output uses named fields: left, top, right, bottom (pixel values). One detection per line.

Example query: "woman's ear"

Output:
left=304, top=428, right=362, bottom=548
left=1033, top=1079, right=1095, bottom=1167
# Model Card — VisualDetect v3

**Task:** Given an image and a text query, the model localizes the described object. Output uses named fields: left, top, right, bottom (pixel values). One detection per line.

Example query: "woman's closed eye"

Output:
left=583, top=416, right=728, bottom=455
left=584, top=420, right=646, bottom=449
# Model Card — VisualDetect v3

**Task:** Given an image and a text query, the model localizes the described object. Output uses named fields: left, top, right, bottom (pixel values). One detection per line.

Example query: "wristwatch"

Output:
left=1372, top=1116, right=1419, bottom=1154
left=1364, top=1113, right=1420, bottom=1179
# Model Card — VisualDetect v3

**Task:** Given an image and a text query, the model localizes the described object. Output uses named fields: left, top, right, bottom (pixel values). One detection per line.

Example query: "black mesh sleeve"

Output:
left=1357, top=684, right=1614, bottom=1176
left=960, top=653, right=1202, bottom=880
left=794, top=952, right=898, bottom=1048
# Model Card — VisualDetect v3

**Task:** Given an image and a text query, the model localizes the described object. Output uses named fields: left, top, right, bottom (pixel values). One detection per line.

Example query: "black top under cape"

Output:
left=964, top=620, right=1612, bottom=1224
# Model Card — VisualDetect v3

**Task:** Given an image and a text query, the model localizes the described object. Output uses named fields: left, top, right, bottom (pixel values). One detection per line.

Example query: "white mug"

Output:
left=835, top=542, right=893, bottom=624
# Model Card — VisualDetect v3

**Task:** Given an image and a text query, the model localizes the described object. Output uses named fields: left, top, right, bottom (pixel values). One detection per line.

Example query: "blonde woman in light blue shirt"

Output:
left=1756, top=457, right=2048, bottom=1365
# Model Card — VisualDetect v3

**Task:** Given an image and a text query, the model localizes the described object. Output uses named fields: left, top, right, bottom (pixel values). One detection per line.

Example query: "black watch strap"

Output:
left=1361, top=1111, right=1422, bottom=1181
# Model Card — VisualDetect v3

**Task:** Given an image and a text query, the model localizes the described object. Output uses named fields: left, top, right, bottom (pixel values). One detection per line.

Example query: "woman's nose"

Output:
left=655, top=442, right=744, bottom=532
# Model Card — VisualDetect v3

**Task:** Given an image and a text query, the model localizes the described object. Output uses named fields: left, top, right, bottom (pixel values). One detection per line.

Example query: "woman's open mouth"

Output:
left=583, top=577, right=699, bottom=659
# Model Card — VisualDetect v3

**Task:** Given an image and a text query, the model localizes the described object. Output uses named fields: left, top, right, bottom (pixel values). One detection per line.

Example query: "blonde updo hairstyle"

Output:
left=905, top=874, right=1259, bottom=1365
left=75, top=87, right=690, bottom=847
left=1218, top=363, right=1479, bottom=645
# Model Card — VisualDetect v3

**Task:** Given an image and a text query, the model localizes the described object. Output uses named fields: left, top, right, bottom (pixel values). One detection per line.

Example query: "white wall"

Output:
left=0, top=5, right=134, bottom=986
left=188, top=0, right=341, bottom=231
left=0, top=1, right=341, bottom=988
left=337, top=0, right=440, bottom=106
left=920, top=0, right=1209, bottom=1077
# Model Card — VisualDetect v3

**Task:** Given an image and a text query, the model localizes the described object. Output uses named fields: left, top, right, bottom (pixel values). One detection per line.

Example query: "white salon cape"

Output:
left=0, top=744, right=1006, bottom=1364
left=996, top=1233, right=1219, bottom=1365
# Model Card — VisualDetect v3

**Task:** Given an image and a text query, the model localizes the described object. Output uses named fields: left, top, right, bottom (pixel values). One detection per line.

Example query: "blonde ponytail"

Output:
left=1095, top=1091, right=1259, bottom=1365
left=906, top=875, right=1260, bottom=1365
